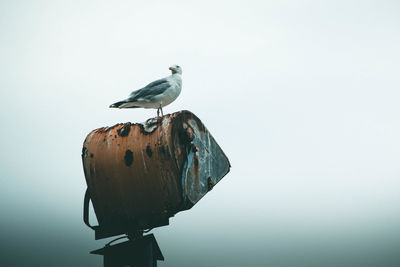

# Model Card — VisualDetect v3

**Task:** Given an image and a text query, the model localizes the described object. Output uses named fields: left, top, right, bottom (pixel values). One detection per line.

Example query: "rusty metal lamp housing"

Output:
left=82, top=110, right=230, bottom=240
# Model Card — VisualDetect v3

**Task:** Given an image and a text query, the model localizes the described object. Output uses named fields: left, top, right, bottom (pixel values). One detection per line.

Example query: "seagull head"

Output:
left=169, top=65, right=182, bottom=75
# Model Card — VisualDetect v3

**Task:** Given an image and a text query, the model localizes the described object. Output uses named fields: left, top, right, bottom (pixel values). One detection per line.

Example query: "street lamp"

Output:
left=82, top=110, right=230, bottom=266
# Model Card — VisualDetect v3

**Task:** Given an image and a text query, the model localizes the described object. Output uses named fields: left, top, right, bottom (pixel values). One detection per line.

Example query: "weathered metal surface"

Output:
left=82, top=110, right=230, bottom=237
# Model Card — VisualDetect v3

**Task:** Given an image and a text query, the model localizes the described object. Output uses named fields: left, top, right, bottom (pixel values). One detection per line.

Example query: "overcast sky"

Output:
left=1, top=0, right=400, bottom=266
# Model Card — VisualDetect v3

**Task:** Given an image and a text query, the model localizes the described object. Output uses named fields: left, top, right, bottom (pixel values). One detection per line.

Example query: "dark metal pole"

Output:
left=91, top=234, right=164, bottom=267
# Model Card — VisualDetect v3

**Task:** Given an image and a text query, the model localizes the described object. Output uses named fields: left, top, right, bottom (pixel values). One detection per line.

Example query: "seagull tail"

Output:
left=109, top=100, right=141, bottom=109
left=109, top=100, right=127, bottom=108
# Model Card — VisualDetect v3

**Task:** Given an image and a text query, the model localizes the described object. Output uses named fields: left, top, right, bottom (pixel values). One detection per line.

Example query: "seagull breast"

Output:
left=159, top=74, right=182, bottom=107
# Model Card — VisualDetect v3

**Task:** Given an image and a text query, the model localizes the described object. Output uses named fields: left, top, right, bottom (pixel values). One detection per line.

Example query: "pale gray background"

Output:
left=1, top=0, right=399, bottom=266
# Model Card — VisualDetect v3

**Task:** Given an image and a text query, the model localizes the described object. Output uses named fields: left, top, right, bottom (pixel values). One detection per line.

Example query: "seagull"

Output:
left=109, top=65, right=182, bottom=117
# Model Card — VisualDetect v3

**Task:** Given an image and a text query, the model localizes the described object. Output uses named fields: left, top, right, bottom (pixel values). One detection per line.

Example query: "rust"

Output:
left=82, top=110, right=230, bottom=236
left=186, top=126, right=194, bottom=141
left=117, top=123, right=131, bottom=137
left=97, top=123, right=123, bottom=133
left=124, top=150, right=134, bottom=166
left=146, top=145, right=153, bottom=157
left=158, top=146, right=171, bottom=160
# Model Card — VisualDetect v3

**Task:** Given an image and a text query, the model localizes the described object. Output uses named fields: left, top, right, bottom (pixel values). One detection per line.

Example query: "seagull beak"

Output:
left=169, top=67, right=174, bottom=71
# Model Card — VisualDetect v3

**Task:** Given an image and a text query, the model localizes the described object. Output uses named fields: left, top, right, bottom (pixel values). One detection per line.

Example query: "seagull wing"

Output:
left=128, top=78, right=171, bottom=102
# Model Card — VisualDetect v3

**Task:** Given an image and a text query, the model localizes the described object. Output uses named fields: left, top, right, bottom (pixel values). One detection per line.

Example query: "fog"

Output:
left=1, top=0, right=399, bottom=266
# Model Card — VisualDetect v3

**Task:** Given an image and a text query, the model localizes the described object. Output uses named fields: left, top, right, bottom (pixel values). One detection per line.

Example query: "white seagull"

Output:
left=110, top=65, right=183, bottom=117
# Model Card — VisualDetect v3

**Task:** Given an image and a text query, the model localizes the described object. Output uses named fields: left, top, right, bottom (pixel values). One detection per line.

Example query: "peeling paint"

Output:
left=117, top=123, right=131, bottom=137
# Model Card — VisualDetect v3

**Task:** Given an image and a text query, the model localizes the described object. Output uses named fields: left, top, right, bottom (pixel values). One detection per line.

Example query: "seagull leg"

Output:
left=157, top=108, right=160, bottom=118
left=159, top=104, right=164, bottom=117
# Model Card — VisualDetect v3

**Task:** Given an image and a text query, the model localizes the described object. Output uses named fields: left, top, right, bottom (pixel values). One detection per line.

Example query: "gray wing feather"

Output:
left=128, top=78, right=171, bottom=102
